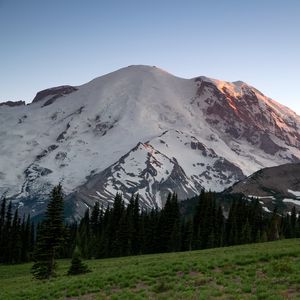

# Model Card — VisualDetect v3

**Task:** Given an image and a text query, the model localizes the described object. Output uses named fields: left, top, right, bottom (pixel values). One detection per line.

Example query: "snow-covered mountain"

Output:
left=1, top=65, right=299, bottom=218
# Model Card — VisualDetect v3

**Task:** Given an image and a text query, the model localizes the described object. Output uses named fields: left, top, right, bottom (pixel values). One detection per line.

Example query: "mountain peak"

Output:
left=101, top=64, right=176, bottom=79
left=1, top=65, right=300, bottom=218
left=126, top=64, right=169, bottom=73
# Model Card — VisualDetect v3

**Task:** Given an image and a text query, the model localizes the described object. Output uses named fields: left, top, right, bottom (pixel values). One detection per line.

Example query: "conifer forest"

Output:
left=1, top=185, right=300, bottom=272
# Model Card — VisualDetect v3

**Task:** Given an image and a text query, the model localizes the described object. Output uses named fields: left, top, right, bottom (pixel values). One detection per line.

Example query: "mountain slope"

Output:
left=72, top=130, right=245, bottom=213
left=226, top=163, right=300, bottom=212
left=0, top=65, right=299, bottom=217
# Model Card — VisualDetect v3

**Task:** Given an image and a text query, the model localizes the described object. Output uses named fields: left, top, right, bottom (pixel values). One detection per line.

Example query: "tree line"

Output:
left=0, top=198, right=34, bottom=264
left=1, top=186, right=300, bottom=277
left=72, top=190, right=300, bottom=260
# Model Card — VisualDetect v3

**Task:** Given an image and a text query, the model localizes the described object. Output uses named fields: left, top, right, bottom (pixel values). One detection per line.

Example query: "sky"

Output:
left=0, top=0, right=299, bottom=114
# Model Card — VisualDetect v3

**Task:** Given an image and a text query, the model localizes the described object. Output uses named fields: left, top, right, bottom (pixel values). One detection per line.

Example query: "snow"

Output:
left=283, top=199, right=300, bottom=206
left=150, top=130, right=241, bottom=192
left=247, top=195, right=275, bottom=200
left=263, top=207, right=272, bottom=213
left=1, top=65, right=300, bottom=211
left=288, top=189, right=300, bottom=198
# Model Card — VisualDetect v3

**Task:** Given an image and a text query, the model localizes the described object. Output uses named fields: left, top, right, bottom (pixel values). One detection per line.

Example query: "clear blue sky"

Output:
left=1, top=0, right=299, bottom=114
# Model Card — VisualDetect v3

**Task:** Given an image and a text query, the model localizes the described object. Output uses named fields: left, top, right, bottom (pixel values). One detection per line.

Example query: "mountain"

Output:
left=226, top=163, right=300, bottom=213
left=0, top=65, right=299, bottom=218
left=71, top=129, right=245, bottom=212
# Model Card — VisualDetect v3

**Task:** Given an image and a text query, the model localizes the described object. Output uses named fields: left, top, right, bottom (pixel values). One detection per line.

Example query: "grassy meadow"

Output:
left=1, top=239, right=300, bottom=299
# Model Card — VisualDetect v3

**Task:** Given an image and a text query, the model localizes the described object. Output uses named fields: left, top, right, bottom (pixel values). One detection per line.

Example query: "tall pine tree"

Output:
left=31, top=184, right=65, bottom=279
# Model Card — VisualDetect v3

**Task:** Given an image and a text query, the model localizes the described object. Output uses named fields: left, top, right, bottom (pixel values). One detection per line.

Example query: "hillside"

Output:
left=1, top=65, right=300, bottom=218
left=1, top=239, right=300, bottom=299
left=227, top=163, right=300, bottom=212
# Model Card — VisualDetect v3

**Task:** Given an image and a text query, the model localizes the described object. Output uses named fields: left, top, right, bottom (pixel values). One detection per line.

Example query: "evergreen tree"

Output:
left=203, top=192, right=217, bottom=249
left=21, top=215, right=33, bottom=262
left=260, top=230, right=268, bottom=242
left=215, top=206, right=224, bottom=247
left=249, top=199, right=263, bottom=242
left=31, top=184, right=65, bottom=279
left=63, top=222, right=78, bottom=258
left=226, top=200, right=238, bottom=246
left=68, top=246, right=90, bottom=275
left=296, top=213, right=300, bottom=238
left=268, top=207, right=280, bottom=241
left=290, top=206, right=297, bottom=238
left=78, top=209, right=91, bottom=258
left=30, top=221, right=35, bottom=255
left=158, top=193, right=181, bottom=252
left=99, top=206, right=112, bottom=258
left=181, top=219, right=193, bottom=251
left=142, top=208, right=159, bottom=254
left=10, top=209, right=22, bottom=263
left=90, top=202, right=100, bottom=232
left=110, top=194, right=125, bottom=257
left=131, top=195, right=141, bottom=255
left=192, top=191, right=219, bottom=249
left=3, top=201, right=12, bottom=262
left=241, top=219, right=251, bottom=244
left=168, top=194, right=181, bottom=252
left=89, top=202, right=101, bottom=258
left=234, top=199, right=247, bottom=244
left=0, top=197, right=6, bottom=263
left=283, top=214, right=292, bottom=238
left=117, top=211, right=130, bottom=257
left=0, top=197, right=6, bottom=237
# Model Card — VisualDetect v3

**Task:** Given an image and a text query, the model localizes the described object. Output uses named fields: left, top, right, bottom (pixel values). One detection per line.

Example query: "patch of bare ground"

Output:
left=110, top=286, right=121, bottom=293
left=281, top=287, right=300, bottom=299
left=256, top=269, right=267, bottom=279
left=189, top=270, right=202, bottom=277
left=66, top=292, right=101, bottom=300
left=212, top=267, right=222, bottom=273
left=210, top=280, right=225, bottom=292
left=176, top=271, right=185, bottom=277
left=233, top=276, right=241, bottom=285
left=131, top=281, right=149, bottom=292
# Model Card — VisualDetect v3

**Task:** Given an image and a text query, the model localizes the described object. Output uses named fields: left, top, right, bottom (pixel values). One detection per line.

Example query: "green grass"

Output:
left=1, top=239, right=300, bottom=299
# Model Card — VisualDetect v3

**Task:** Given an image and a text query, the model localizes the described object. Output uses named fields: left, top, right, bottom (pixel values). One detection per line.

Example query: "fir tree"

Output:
left=21, top=215, right=33, bottom=262
left=215, top=206, right=224, bottom=247
left=78, top=209, right=91, bottom=259
left=68, top=246, right=90, bottom=275
left=226, top=200, right=238, bottom=246
left=3, top=201, right=12, bottom=262
left=181, top=219, right=193, bottom=251
left=290, top=206, right=297, bottom=238
left=268, top=207, right=280, bottom=241
left=157, top=193, right=181, bottom=252
left=31, top=184, right=65, bottom=279
left=130, top=194, right=141, bottom=255
left=241, top=219, right=251, bottom=244
left=0, top=197, right=6, bottom=263
left=0, top=197, right=6, bottom=236
left=110, top=194, right=125, bottom=257
left=10, top=209, right=22, bottom=263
